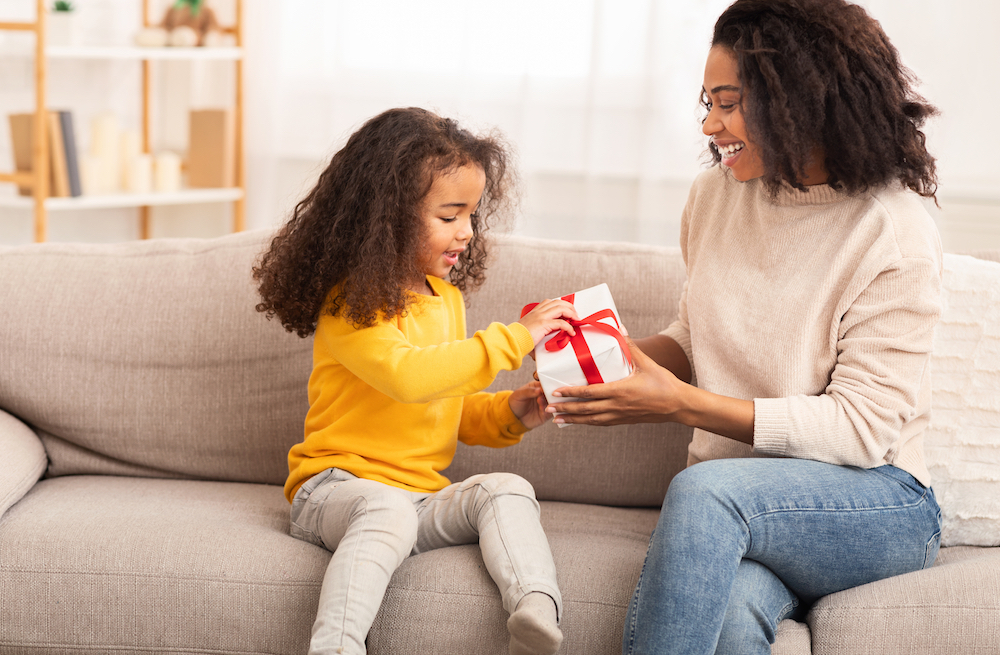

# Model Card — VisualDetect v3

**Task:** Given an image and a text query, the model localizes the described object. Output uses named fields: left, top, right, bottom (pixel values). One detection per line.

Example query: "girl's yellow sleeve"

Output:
left=458, top=391, right=529, bottom=448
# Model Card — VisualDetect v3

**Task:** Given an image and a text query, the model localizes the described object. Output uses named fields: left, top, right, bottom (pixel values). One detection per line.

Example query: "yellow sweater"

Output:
left=285, top=275, right=536, bottom=502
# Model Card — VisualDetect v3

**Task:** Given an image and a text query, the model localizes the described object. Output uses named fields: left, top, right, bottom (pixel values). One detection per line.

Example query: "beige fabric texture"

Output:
left=0, top=409, right=47, bottom=515
left=0, top=475, right=661, bottom=655
left=0, top=231, right=312, bottom=485
left=807, top=546, right=1000, bottom=654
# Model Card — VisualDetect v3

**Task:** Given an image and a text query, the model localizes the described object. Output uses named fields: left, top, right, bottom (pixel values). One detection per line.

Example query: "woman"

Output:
left=545, top=1, right=944, bottom=653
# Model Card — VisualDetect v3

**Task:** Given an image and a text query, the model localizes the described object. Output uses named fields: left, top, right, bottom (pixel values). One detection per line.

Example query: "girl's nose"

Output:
left=456, top=216, right=473, bottom=240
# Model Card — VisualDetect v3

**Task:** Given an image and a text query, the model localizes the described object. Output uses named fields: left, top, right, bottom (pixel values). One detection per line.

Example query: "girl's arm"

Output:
left=320, top=297, right=577, bottom=405
left=319, top=318, right=532, bottom=404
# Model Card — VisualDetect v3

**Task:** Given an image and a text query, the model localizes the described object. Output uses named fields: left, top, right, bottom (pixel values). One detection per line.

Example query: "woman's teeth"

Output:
left=719, top=142, right=744, bottom=157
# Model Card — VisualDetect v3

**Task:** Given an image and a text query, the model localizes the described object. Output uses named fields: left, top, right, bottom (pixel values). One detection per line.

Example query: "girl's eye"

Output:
left=470, top=212, right=480, bottom=220
left=440, top=216, right=457, bottom=223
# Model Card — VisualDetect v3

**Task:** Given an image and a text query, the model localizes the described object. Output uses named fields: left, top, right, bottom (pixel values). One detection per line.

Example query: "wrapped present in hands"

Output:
left=521, top=283, right=633, bottom=426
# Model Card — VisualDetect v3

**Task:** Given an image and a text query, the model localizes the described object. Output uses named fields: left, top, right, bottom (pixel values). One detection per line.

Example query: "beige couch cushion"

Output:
left=807, top=545, right=1000, bottom=655
left=0, top=475, right=660, bottom=655
left=0, top=409, right=47, bottom=515
left=0, top=231, right=312, bottom=485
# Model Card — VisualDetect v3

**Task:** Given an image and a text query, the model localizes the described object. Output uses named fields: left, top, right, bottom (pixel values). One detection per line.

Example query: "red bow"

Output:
left=521, top=293, right=632, bottom=385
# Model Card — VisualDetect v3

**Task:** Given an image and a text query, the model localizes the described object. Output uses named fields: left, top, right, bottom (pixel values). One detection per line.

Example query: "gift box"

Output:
left=522, top=283, right=633, bottom=426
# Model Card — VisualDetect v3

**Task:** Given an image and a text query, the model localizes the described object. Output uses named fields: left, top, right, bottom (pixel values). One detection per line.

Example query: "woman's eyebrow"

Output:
left=709, top=84, right=741, bottom=94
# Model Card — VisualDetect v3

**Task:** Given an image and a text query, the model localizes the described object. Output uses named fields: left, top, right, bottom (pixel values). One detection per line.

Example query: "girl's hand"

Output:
left=509, top=380, right=550, bottom=430
left=546, top=336, right=687, bottom=426
left=517, top=298, right=579, bottom=347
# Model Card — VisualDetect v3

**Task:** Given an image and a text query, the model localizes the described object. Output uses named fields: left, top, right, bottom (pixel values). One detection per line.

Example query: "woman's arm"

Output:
left=546, top=335, right=754, bottom=445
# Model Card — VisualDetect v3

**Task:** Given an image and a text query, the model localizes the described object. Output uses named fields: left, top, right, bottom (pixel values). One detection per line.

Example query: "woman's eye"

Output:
left=440, top=216, right=457, bottom=223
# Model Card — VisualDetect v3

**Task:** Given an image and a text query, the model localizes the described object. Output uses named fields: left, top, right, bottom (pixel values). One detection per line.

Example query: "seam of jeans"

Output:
left=741, top=486, right=928, bottom=523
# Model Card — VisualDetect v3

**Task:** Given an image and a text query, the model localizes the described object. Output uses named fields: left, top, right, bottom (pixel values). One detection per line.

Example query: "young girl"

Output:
left=545, top=1, right=944, bottom=654
left=253, top=107, right=576, bottom=655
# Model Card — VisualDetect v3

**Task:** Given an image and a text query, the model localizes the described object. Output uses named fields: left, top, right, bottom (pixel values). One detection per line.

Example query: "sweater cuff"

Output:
left=496, top=390, right=530, bottom=439
left=508, top=322, right=537, bottom=360
left=752, top=397, right=791, bottom=457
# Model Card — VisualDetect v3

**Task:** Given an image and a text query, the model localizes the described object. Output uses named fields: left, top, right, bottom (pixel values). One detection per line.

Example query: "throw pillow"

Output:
left=925, top=253, right=1000, bottom=547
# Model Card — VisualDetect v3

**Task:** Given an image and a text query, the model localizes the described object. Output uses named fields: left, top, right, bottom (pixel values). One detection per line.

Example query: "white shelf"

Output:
left=0, top=188, right=244, bottom=211
left=45, top=45, right=242, bottom=60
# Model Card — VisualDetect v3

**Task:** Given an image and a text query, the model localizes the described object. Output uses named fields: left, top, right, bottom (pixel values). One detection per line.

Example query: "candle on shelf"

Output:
left=89, top=113, right=120, bottom=194
left=125, top=154, right=153, bottom=194
left=154, top=151, right=182, bottom=193
left=119, top=130, right=142, bottom=191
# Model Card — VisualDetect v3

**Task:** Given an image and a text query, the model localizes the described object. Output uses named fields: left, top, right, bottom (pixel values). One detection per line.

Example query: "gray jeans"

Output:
left=291, top=468, right=563, bottom=655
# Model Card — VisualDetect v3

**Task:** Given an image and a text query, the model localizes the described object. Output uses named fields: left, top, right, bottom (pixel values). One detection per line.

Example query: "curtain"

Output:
left=244, top=0, right=736, bottom=244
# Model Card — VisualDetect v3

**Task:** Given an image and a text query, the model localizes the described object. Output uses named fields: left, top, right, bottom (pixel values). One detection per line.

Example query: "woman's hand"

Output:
left=547, top=336, right=756, bottom=443
left=517, top=298, right=579, bottom=347
left=546, top=336, right=687, bottom=426
left=508, top=380, right=550, bottom=430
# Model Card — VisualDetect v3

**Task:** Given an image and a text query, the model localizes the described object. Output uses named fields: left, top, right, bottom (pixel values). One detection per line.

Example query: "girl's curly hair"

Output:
left=707, top=0, right=938, bottom=199
left=253, top=107, right=516, bottom=337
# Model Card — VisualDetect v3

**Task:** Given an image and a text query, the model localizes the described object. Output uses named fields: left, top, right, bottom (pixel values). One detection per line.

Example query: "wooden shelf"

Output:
left=0, top=0, right=245, bottom=241
left=45, top=45, right=243, bottom=61
left=0, top=188, right=244, bottom=211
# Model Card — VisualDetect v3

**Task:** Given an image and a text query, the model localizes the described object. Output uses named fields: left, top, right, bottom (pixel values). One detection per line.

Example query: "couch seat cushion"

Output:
left=806, top=545, right=1000, bottom=655
left=0, top=476, right=666, bottom=655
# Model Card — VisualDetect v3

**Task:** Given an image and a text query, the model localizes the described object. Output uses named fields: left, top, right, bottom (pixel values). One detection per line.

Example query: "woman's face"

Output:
left=701, top=45, right=765, bottom=182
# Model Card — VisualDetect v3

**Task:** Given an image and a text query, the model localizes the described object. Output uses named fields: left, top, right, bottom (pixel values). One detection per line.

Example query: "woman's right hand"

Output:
left=516, top=298, right=579, bottom=347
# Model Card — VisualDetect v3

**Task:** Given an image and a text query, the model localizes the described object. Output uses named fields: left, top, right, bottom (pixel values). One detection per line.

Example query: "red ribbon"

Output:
left=521, top=292, right=633, bottom=385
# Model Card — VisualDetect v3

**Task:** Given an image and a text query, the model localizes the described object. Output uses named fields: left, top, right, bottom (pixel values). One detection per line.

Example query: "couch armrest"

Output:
left=0, top=408, right=47, bottom=517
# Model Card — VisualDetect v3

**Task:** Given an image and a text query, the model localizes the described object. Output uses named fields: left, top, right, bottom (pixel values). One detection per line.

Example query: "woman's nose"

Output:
left=702, top=108, right=721, bottom=137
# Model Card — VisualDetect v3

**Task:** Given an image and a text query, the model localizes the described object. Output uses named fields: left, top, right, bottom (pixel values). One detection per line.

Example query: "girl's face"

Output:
left=411, top=164, right=486, bottom=294
left=701, top=45, right=766, bottom=182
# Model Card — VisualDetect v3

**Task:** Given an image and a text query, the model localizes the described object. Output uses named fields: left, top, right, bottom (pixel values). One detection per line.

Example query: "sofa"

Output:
left=1, top=227, right=998, bottom=655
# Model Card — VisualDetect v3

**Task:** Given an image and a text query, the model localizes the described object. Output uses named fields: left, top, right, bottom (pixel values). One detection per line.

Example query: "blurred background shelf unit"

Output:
left=0, top=0, right=245, bottom=242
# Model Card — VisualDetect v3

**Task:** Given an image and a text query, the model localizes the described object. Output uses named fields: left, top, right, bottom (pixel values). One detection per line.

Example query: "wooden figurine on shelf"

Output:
left=134, top=0, right=229, bottom=48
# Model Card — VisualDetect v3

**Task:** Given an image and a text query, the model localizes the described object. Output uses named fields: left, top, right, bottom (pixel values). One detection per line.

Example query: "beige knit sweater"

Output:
left=663, top=165, right=942, bottom=487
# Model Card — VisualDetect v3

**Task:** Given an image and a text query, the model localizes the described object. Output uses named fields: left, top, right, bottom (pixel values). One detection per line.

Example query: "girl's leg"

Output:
left=622, top=459, right=941, bottom=655
left=291, top=470, right=420, bottom=655
left=415, top=472, right=563, bottom=654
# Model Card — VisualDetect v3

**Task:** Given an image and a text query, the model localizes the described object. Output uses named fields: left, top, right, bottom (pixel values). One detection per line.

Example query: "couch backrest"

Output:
left=0, top=230, right=312, bottom=485
left=0, top=229, right=691, bottom=506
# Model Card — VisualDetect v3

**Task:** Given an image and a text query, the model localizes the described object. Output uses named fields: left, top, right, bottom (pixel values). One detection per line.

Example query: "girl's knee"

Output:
left=339, top=480, right=420, bottom=543
left=472, top=472, right=537, bottom=500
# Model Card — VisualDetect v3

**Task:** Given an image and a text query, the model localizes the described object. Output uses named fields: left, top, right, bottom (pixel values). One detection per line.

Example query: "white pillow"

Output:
left=925, top=253, right=1000, bottom=547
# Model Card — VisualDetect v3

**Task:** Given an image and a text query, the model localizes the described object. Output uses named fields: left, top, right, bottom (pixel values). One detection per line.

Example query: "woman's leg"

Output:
left=291, top=470, right=420, bottom=655
left=415, top=472, right=563, bottom=654
left=622, top=459, right=941, bottom=655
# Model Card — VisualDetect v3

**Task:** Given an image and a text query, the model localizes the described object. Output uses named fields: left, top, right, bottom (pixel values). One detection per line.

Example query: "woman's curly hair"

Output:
left=253, top=107, right=516, bottom=337
left=707, top=0, right=938, bottom=199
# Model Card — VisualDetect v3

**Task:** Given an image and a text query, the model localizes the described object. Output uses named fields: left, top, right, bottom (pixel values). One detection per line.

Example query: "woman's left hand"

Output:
left=546, top=337, right=689, bottom=426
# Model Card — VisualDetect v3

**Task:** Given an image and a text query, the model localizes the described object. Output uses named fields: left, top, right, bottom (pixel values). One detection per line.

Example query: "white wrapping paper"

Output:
left=533, top=283, right=632, bottom=426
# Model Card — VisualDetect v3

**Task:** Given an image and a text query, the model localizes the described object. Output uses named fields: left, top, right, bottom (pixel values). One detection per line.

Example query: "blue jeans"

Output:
left=622, top=458, right=942, bottom=655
